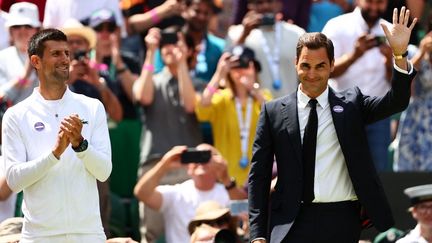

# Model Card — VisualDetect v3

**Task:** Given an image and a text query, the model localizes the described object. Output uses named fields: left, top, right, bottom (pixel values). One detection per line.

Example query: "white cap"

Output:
left=5, top=2, right=41, bottom=28
left=404, top=184, right=432, bottom=206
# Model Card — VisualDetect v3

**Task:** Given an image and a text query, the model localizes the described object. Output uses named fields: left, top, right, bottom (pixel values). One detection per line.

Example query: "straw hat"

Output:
left=188, top=201, right=231, bottom=234
left=61, top=18, right=97, bottom=48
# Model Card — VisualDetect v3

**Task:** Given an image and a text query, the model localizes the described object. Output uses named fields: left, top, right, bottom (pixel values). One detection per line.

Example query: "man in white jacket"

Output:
left=2, top=28, right=112, bottom=243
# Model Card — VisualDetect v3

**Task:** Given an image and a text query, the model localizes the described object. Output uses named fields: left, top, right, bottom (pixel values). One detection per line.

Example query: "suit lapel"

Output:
left=328, top=88, right=346, bottom=149
left=281, top=93, right=302, bottom=164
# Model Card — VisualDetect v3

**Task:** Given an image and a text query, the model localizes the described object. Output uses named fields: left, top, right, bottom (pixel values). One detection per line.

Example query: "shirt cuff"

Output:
left=393, top=60, right=413, bottom=75
left=251, top=237, right=266, bottom=242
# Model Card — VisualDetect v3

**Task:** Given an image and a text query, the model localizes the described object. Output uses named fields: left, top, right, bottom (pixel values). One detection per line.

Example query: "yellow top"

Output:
left=195, top=89, right=272, bottom=185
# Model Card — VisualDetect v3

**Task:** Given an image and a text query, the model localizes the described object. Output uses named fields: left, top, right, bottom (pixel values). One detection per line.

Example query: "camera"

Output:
left=260, top=13, right=275, bottom=26
left=214, top=229, right=237, bottom=243
left=374, top=36, right=386, bottom=46
left=73, top=50, right=88, bottom=61
left=180, top=148, right=211, bottom=164
left=160, top=31, right=178, bottom=46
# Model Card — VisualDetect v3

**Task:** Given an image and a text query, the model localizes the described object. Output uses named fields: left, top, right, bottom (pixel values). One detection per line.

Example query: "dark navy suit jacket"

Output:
left=248, top=68, right=416, bottom=243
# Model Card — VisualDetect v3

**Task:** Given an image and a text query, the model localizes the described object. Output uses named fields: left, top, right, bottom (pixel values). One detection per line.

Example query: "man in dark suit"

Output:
left=248, top=7, right=417, bottom=243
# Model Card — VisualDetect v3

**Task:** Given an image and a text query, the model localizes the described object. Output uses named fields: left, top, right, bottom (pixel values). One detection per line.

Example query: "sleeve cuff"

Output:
left=251, top=237, right=266, bottom=242
left=393, top=60, right=413, bottom=75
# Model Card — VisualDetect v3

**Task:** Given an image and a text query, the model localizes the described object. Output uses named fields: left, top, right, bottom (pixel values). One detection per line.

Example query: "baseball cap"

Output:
left=5, top=2, right=41, bottom=28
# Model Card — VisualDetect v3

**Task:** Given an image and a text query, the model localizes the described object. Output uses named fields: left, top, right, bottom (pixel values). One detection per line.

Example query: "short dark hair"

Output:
left=296, top=32, right=334, bottom=63
left=28, top=28, right=68, bottom=58
left=185, top=0, right=217, bottom=12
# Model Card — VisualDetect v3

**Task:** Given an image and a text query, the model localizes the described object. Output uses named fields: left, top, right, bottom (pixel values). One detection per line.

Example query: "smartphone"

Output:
left=180, top=148, right=211, bottom=164
left=374, top=36, right=386, bottom=46
left=229, top=199, right=248, bottom=216
left=160, top=32, right=178, bottom=46
left=73, top=50, right=88, bottom=61
left=260, top=13, right=275, bottom=26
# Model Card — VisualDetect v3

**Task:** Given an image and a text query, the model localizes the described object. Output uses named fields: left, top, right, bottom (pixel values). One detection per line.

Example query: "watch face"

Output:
left=73, top=139, right=88, bottom=152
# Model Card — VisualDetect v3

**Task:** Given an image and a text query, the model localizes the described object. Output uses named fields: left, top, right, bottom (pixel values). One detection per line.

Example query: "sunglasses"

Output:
left=94, top=22, right=116, bottom=33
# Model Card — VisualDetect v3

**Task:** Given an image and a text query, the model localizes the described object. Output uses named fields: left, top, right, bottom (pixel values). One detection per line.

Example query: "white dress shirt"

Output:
left=297, top=87, right=357, bottom=202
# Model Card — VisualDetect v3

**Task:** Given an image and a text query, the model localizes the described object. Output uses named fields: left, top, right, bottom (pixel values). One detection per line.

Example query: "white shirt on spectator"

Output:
left=322, top=7, right=391, bottom=97
left=158, top=179, right=230, bottom=243
left=0, top=155, right=17, bottom=222
left=43, top=0, right=123, bottom=28
left=226, top=21, right=305, bottom=98
left=0, top=11, right=9, bottom=51
left=2, top=88, right=111, bottom=240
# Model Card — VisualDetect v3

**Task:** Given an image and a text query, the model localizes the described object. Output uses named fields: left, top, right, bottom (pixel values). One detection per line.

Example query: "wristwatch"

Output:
left=72, top=139, right=88, bottom=152
left=224, top=177, right=237, bottom=190
left=393, top=50, right=408, bottom=60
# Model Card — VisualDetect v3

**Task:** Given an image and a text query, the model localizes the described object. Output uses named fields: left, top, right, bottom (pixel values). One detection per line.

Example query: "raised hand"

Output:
left=60, top=114, right=84, bottom=148
left=145, top=28, right=161, bottom=52
left=381, top=6, right=417, bottom=55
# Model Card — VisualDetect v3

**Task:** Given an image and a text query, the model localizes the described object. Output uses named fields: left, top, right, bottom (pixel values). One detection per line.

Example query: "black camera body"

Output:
left=160, top=32, right=178, bottom=46
left=374, top=36, right=387, bottom=46
left=260, top=13, right=276, bottom=26
left=73, top=50, right=88, bottom=61
left=180, top=148, right=211, bottom=164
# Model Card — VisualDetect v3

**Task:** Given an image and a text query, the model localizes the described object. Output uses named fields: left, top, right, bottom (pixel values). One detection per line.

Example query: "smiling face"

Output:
left=412, top=201, right=432, bottom=228
left=296, top=47, right=334, bottom=98
left=31, top=40, right=70, bottom=85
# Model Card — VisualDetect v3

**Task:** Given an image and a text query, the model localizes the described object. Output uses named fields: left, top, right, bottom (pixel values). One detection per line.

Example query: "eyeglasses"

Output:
left=94, top=22, right=116, bottom=33
left=416, top=203, right=432, bottom=214
left=198, top=215, right=230, bottom=228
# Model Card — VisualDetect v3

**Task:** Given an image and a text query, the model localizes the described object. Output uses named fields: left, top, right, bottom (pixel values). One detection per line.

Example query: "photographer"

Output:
left=226, top=0, right=305, bottom=98
left=62, top=19, right=123, bottom=122
left=133, top=144, right=230, bottom=243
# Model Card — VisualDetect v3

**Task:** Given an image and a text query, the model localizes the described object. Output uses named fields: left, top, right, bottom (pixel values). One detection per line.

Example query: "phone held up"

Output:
left=260, top=13, right=275, bottom=26
left=374, top=36, right=386, bottom=46
left=180, top=148, right=211, bottom=164
left=160, top=31, right=178, bottom=47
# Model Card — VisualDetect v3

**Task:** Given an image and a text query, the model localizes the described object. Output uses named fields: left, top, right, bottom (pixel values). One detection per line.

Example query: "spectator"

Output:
left=43, top=0, right=123, bottom=29
left=196, top=45, right=271, bottom=185
left=307, top=0, right=353, bottom=32
left=88, top=8, right=142, bottom=200
left=0, top=10, right=9, bottom=50
left=394, top=30, right=432, bottom=171
left=132, top=27, right=202, bottom=242
left=322, top=0, right=394, bottom=171
left=154, top=0, right=225, bottom=87
left=0, top=217, right=23, bottom=243
left=133, top=144, right=230, bottom=243
left=0, top=0, right=46, bottom=21
left=188, top=201, right=242, bottom=243
left=0, top=2, right=40, bottom=121
left=226, top=0, right=305, bottom=98
left=62, top=18, right=123, bottom=122
left=2, top=28, right=111, bottom=242
left=396, top=184, right=432, bottom=242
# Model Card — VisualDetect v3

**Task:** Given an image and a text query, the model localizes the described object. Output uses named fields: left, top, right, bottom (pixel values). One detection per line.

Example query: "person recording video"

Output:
left=133, top=144, right=230, bottom=243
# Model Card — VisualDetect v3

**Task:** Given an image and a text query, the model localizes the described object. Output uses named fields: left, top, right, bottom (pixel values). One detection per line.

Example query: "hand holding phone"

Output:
left=160, top=31, right=178, bottom=47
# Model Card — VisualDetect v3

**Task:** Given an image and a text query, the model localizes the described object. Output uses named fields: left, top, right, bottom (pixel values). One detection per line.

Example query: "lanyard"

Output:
left=195, top=38, right=208, bottom=74
left=235, top=97, right=253, bottom=168
left=260, top=22, right=282, bottom=90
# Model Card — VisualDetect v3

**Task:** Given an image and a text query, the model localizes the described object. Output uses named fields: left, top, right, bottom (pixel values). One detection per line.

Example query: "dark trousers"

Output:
left=282, top=201, right=361, bottom=243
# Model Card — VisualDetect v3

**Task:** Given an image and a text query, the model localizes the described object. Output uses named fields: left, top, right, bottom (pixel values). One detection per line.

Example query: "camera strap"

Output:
left=235, top=97, right=253, bottom=169
left=260, top=22, right=282, bottom=90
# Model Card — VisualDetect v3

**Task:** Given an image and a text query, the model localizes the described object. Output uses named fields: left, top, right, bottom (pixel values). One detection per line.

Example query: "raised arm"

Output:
left=133, top=28, right=160, bottom=106
left=381, top=7, right=417, bottom=71
left=175, top=33, right=196, bottom=114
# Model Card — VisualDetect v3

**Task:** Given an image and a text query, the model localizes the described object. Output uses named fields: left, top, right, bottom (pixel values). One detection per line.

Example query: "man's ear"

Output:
left=30, top=55, right=40, bottom=70
left=330, top=59, right=335, bottom=73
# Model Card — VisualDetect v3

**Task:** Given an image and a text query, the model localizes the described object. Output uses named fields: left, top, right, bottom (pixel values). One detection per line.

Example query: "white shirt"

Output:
left=0, top=11, right=9, bottom=51
left=322, top=7, right=391, bottom=97
left=297, top=86, right=357, bottom=202
left=0, top=46, right=38, bottom=104
left=2, top=88, right=112, bottom=239
left=396, top=225, right=429, bottom=243
left=43, top=0, right=124, bottom=28
left=227, top=21, right=305, bottom=98
left=158, top=180, right=230, bottom=243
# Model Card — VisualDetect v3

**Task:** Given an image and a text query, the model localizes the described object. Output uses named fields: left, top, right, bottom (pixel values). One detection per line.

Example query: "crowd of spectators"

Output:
left=0, top=0, right=432, bottom=242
